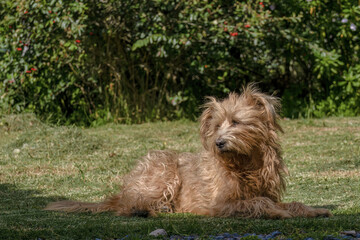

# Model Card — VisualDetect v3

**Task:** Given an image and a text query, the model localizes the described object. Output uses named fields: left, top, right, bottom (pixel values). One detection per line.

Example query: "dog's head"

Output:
left=200, top=84, right=282, bottom=160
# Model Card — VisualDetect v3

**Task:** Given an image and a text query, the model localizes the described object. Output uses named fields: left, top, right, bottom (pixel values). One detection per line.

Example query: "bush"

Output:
left=314, top=65, right=360, bottom=117
left=0, top=0, right=89, bottom=124
left=1, top=0, right=359, bottom=125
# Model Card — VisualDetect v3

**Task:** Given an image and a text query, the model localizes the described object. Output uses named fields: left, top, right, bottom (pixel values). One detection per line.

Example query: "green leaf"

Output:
left=346, top=82, right=353, bottom=92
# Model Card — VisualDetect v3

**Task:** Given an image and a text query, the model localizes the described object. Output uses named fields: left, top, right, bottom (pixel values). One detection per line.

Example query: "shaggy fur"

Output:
left=45, top=85, right=332, bottom=219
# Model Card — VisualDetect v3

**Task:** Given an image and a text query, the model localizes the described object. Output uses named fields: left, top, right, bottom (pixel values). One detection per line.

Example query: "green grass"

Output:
left=0, top=114, right=359, bottom=239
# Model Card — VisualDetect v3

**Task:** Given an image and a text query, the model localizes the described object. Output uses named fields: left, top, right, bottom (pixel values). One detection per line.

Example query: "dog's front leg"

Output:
left=213, top=197, right=293, bottom=219
left=277, top=202, right=332, bottom=218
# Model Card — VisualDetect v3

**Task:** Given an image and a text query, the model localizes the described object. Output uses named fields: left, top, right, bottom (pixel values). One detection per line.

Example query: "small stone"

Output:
left=169, top=235, right=182, bottom=240
left=13, top=148, right=21, bottom=154
left=183, top=236, right=196, bottom=240
left=267, top=231, right=282, bottom=239
left=243, top=233, right=256, bottom=237
left=222, top=233, right=231, bottom=238
left=149, top=229, right=167, bottom=237
left=341, top=231, right=357, bottom=237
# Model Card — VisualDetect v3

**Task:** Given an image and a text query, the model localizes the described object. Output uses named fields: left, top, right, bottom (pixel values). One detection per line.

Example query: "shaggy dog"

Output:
left=45, top=85, right=332, bottom=219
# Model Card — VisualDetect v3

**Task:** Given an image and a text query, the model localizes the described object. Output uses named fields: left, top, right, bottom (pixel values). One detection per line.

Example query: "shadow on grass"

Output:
left=0, top=183, right=68, bottom=211
left=0, top=183, right=128, bottom=239
left=0, top=183, right=359, bottom=239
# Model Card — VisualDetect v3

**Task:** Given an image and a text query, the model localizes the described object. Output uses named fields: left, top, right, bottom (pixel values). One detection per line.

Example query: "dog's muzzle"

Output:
left=215, top=138, right=226, bottom=150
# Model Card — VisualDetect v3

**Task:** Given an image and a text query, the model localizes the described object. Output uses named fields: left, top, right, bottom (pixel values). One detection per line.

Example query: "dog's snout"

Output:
left=215, top=139, right=226, bottom=149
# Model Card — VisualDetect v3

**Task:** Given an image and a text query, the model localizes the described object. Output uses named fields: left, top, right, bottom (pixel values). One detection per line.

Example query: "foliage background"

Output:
left=1, top=0, right=360, bottom=125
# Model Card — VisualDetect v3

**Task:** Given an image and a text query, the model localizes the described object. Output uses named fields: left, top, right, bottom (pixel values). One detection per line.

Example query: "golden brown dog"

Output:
left=45, top=85, right=332, bottom=219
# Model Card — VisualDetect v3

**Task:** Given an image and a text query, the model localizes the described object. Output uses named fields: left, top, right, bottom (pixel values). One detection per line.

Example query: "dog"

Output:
left=45, top=85, right=332, bottom=219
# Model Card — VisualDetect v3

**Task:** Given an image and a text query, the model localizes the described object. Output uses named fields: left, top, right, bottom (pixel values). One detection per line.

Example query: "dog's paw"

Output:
left=301, top=207, right=332, bottom=218
left=313, top=208, right=332, bottom=218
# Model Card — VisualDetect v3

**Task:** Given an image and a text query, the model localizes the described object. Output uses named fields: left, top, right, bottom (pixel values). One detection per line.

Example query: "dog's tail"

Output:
left=44, top=197, right=118, bottom=213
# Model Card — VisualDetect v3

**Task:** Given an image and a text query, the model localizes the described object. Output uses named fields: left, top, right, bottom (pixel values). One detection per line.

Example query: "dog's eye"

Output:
left=232, top=120, right=239, bottom=126
left=215, top=124, right=220, bottom=129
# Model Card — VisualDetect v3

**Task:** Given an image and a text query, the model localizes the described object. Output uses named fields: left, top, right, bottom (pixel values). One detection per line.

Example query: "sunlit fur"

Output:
left=45, top=85, right=332, bottom=219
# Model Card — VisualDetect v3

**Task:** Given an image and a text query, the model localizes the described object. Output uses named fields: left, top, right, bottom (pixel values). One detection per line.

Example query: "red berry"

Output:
left=31, top=68, right=37, bottom=71
left=224, top=27, right=228, bottom=32
left=76, top=40, right=81, bottom=43
left=24, top=10, right=28, bottom=14
left=26, top=70, right=32, bottom=73
left=49, top=10, right=52, bottom=13
left=245, top=24, right=251, bottom=28
left=17, top=48, right=22, bottom=51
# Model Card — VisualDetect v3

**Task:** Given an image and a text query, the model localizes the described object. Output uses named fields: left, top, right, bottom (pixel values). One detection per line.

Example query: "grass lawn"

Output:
left=0, top=114, right=359, bottom=239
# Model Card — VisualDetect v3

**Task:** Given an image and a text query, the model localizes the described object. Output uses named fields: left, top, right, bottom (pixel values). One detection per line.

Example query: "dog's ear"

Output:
left=199, top=97, right=218, bottom=150
left=243, top=84, right=283, bottom=132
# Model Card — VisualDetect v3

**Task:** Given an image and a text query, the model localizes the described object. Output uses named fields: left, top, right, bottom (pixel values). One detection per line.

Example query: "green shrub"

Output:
left=1, top=0, right=359, bottom=125
left=0, top=0, right=89, bottom=124
left=314, top=65, right=360, bottom=117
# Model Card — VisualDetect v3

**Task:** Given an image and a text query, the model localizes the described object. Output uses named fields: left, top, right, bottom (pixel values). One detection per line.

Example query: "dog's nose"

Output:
left=215, top=139, right=226, bottom=149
